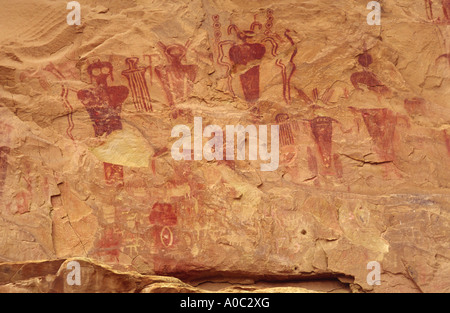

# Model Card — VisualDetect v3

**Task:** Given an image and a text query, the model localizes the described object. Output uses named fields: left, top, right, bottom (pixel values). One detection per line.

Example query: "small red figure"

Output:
left=0, top=146, right=10, bottom=197
left=310, top=117, right=336, bottom=170
left=96, top=226, right=122, bottom=262
left=305, top=116, right=343, bottom=178
left=149, top=203, right=178, bottom=248
left=350, top=49, right=390, bottom=96
left=276, top=113, right=298, bottom=147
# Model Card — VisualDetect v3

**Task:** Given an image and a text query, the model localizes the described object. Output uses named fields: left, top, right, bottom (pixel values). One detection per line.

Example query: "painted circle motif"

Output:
left=160, top=226, right=174, bottom=247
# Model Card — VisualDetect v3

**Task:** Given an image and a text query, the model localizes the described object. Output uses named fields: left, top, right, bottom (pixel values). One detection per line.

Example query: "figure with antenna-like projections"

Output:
left=213, top=10, right=297, bottom=105
left=77, top=60, right=129, bottom=187
left=155, top=40, right=198, bottom=107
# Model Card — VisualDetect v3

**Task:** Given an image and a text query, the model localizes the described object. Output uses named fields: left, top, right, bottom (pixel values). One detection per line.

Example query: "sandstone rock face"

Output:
left=0, top=0, right=449, bottom=293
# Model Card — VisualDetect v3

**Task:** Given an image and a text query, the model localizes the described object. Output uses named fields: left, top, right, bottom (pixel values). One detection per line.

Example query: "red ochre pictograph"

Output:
left=276, top=113, right=299, bottom=147
left=213, top=10, right=296, bottom=105
left=122, top=57, right=152, bottom=112
left=425, top=0, right=450, bottom=23
left=77, top=60, right=129, bottom=187
left=149, top=203, right=178, bottom=248
left=349, top=107, right=410, bottom=164
left=43, top=62, right=79, bottom=140
left=155, top=41, right=198, bottom=107
left=0, top=122, right=13, bottom=198
left=350, top=49, right=390, bottom=97
left=295, top=87, right=335, bottom=106
left=0, top=146, right=10, bottom=198
left=306, top=117, right=342, bottom=178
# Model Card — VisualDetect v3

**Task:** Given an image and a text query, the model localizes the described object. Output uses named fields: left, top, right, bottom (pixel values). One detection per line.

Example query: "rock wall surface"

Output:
left=0, top=0, right=449, bottom=292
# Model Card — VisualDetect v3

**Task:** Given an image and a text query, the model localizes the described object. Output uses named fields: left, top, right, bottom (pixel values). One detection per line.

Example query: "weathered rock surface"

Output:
left=0, top=258, right=330, bottom=293
left=0, top=0, right=449, bottom=292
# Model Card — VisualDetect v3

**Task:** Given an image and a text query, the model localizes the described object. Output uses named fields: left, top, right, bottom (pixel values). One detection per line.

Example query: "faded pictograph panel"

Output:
left=0, top=122, right=13, bottom=198
left=349, top=107, right=410, bottom=178
left=7, top=162, right=33, bottom=215
left=95, top=226, right=123, bottom=262
left=424, top=1, right=450, bottom=65
left=443, top=129, right=450, bottom=156
left=404, top=97, right=427, bottom=116
left=0, top=147, right=10, bottom=198
left=425, top=0, right=450, bottom=23
left=20, top=60, right=80, bottom=140
left=91, top=205, right=152, bottom=263
left=20, top=60, right=80, bottom=91
left=20, top=68, right=51, bottom=91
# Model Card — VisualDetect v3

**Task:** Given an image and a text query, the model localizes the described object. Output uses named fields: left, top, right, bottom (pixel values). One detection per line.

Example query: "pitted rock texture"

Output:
left=0, top=0, right=449, bottom=292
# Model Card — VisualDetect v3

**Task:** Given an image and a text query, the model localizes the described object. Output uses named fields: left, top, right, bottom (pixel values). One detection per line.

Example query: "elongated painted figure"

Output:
left=155, top=41, right=198, bottom=107
left=213, top=10, right=294, bottom=104
left=77, top=60, right=129, bottom=187
left=122, top=57, right=152, bottom=112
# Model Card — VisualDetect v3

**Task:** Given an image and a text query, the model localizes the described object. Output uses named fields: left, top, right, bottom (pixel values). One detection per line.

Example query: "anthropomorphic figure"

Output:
left=155, top=41, right=198, bottom=107
left=350, top=49, right=390, bottom=96
left=149, top=203, right=178, bottom=248
left=305, top=116, right=344, bottom=178
left=213, top=10, right=296, bottom=105
left=276, top=113, right=298, bottom=147
left=77, top=60, right=129, bottom=187
left=122, top=57, right=152, bottom=112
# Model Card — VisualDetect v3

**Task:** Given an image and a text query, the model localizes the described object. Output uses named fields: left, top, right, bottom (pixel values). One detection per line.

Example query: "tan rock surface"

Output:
left=0, top=0, right=449, bottom=292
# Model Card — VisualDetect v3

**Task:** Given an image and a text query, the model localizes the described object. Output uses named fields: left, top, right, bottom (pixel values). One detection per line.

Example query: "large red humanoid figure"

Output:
left=213, top=10, right=296, bottom=105
left=77, top=60, right=129, bottom=187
